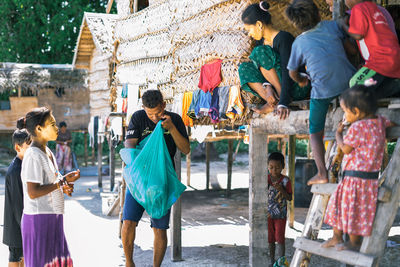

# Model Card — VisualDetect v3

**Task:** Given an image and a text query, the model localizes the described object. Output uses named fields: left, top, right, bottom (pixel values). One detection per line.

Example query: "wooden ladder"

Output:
left=291, top=138, right=400, bottom=267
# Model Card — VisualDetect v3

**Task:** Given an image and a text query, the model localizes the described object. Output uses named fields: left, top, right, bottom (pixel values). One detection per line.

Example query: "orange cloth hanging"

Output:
left=225, top=86, right=244, bottom=120
left=182, top=92, right=194, bottom=127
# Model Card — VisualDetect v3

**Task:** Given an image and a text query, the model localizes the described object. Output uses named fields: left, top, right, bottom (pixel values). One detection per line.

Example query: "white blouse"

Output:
left=21, top=146, right=64, bottom=215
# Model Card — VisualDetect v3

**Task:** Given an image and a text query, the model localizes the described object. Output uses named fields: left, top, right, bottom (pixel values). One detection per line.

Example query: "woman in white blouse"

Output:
left=19, top=107, right=80, bottom=267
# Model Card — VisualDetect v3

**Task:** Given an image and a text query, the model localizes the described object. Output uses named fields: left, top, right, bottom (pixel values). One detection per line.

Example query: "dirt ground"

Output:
left=1, top=152, right=400, bottom=266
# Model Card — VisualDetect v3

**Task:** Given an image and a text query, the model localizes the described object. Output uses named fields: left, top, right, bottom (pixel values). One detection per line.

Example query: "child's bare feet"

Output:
left=321, top=237, right=343, bottom=248
left=307, top=174, right=329, bottom=186
left=336, top=241, right=360, bottom=251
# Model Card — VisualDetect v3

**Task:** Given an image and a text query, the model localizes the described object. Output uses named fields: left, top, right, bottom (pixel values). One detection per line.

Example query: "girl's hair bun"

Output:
left=16, top=117, right=26, bottom=130
left=260, top=1, right=270, bottom=11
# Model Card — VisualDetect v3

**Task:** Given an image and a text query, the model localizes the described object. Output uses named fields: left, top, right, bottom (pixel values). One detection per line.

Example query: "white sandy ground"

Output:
left=0, top=153, right=399, bottom=266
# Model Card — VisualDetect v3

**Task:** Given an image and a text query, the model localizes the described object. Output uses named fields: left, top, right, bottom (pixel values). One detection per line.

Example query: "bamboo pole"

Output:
left=84, top=132, right=88, bottom=167
left=206, top=142, right=210, bottom=190
left=227, top=140, right=233, bottom=197
left=288, top=135, right=296, bottom=228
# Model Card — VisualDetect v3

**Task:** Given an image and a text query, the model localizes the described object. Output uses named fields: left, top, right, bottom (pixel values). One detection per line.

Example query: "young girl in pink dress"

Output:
left=322, top=85, right=396, bottom=250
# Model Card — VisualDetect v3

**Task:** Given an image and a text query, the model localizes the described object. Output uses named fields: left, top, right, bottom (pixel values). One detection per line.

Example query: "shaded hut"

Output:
left=72, top=12, right=119, bottom=119
left=0, top=63, right=89, bottom=132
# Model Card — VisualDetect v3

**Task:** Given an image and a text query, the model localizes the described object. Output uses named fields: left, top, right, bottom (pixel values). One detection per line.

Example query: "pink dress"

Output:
left=324, top=116, right=391, bottom=236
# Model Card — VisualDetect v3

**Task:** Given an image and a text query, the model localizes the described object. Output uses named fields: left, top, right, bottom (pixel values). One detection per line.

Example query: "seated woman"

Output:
left=239, top=1, right=310, bottom=118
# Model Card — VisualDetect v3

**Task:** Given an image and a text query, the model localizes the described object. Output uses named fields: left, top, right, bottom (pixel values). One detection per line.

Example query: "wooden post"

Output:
left=109, top=134, right=115, bottom=192
left=133, top=0, right=139, bottom=13
left=186, top=152, right=191, bottom=186
left=18, top=86, right=22, bottom=97
left=358, top=139, right=400, bottom=266
left=206, top=142, right=210, bottom=190
left=171, top=150, right=183, bottom=261
left=92, top=145, right=96, bottom=166
left=106, top=0, right=114, bottom=13
left=333, top=0, right=345, bottom=20
left=227, top=140, right=233, bottom=197
left=249, top=127, right=269, bottom=267
left=98, top=139, right=103, bottom=188
left=84, top=132, right=88, bottom=167
left=288, top=135, right=296, bottom=228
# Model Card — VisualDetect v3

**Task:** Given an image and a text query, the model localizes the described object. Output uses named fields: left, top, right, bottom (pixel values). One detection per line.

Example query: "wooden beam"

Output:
left=288, top=135, right=296, bottom=228
left=249, top=126, right=269, bottom=267
left=252, top=108, right=400, bottom=136
left=226, top=140, right=233, bottom=197
left=171, top=150, right=183, bottom=261
left=206, top=142, right=210, bottom=190
left=106, top=0, right=114, bottom=14
left=293, top=238, right=375, bottom=267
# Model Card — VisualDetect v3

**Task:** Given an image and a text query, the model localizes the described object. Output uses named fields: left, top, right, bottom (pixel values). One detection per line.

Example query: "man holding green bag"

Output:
left=122, top=90, right=190, bottom=267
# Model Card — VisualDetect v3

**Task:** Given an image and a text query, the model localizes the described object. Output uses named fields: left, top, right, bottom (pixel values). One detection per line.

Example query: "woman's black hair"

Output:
left=142, top=90, right=164, bottom=108
left=268, top=152, right=285, bottom=167
left=286, top=0, right=320, bottom=31
left=13, top=118, right=31, bottom=146
left=21, top=107, right=52, bottom=136
left=340, top=85, right=378, bottom=115
left=242, top=1, right=272, bottom=25
left=59, top=121, right=67, bottom=128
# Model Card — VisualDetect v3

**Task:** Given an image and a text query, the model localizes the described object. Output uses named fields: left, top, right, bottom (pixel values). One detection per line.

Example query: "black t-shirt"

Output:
left=273, top=31, right=296, bottom=107
left=2, top=157, right=23, bottom=248
left=126, top=110, right=188, bottom=160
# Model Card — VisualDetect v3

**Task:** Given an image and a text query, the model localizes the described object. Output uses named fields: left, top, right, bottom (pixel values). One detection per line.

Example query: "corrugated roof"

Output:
left=0, top=62, right=87, bottom=92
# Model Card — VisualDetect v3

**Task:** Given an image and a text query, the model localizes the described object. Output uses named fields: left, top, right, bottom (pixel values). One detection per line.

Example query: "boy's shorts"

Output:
left=122, top=189, right=171, bottom=230
left=9, top=247, right=23, bottom=262
left=309, top=97, right=336, bottom=134
left=349, top=67, right=399, bottom=98
left=268, top=218, right=286, bottom=244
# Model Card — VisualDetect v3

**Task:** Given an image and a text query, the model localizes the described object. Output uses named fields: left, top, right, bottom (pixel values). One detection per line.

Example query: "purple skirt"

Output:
left=21, top=214, right=73, bottom=267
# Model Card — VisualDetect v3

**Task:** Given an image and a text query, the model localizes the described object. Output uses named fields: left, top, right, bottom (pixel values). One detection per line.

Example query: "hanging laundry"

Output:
left=226, top=86, right=244, bottom=120
left=198, top=59, right=222, bottom=93
left=208, top=87, right=220, bottom=123
left=182, top=92, right=193, bottom=127
left=171, top=93, right=183, bottom=117
left=187, top=90, right=201, bottom=119
left=116, top=97, right=124, bottom=113
left=195, top=90, right=212, bottom=118
left=218, top=86, right=230, bottom=119
left=88, top=116, right=99, bottom=148
left=122, top=98, right=128, bottom=113
left=121, top=83, right=128, bottom=98
left=127, top=84, right=140, bottom=123
left=191, top=125, right=214, bottom=143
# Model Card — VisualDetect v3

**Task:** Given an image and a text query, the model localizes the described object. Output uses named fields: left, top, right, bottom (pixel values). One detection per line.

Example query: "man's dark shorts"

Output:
left=9, top=247, right=23, bottom=262
left=123, top=189, right=171, bottom=230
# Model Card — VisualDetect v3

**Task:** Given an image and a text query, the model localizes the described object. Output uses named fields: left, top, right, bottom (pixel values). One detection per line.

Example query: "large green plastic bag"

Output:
left=120, top=121, right=186, bottom=219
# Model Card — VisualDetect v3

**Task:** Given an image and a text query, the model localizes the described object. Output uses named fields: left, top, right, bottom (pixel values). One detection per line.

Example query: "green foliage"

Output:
left=388, top=142, right=396, bottom=156
left=0, top=0, right=117, bottom=64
